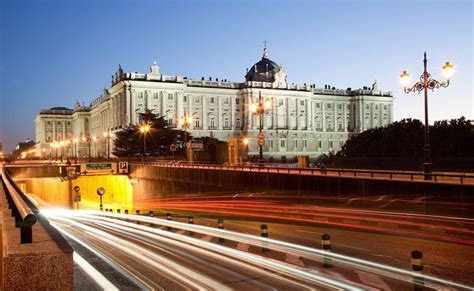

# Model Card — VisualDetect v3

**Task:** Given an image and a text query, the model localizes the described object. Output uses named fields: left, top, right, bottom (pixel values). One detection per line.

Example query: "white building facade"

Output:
left=35, top=48, right=393, bottom=160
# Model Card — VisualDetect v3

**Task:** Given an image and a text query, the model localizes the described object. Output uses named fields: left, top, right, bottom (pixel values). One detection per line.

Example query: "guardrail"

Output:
left=1, top=166, right=37, bottom=243
left=132, top=161, right=474, bottom=185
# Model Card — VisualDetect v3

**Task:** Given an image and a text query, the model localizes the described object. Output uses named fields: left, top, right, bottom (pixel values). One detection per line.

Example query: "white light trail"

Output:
left=73, top=252, right=119, bottom=291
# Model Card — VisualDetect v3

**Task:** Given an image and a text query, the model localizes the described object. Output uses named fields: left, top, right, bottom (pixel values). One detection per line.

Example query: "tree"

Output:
left=113, top=110, right=187, bottom=157
left=337, top=117, right=473, bottom=158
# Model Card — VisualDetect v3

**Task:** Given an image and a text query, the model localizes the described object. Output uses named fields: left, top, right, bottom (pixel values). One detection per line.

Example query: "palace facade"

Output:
left=35, top=48, right=393, bottom=159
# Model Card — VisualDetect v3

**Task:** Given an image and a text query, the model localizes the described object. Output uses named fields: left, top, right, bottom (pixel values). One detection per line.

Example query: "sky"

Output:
left=0, top=0, right=472, bottom=152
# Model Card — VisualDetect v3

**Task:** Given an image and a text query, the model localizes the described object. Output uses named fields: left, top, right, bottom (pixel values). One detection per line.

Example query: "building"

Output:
left=35, top=47, right=393, bottom=160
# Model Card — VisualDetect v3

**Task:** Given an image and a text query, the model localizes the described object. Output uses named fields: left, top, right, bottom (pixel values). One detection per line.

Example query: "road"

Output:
left=42, top=209, right=472, bottom=290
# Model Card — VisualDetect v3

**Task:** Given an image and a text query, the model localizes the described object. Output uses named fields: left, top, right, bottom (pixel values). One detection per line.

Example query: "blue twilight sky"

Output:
left=0, top=0, right=472, bottom=152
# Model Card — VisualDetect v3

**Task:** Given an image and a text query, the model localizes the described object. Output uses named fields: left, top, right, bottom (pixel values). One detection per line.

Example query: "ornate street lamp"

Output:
left=178, top=113, right=193, bottom=160
left=139, top=124, right=151, bottom=161
left=249, top=91, right=272, bottom=164
left=400, top=52, right=454, bottom=180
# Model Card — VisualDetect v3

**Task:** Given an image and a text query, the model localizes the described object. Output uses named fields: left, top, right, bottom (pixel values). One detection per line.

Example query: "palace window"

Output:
left=235, top=120, right=241, bottom=128
left=329, top=141, right=333, bottom=148
left=153, top=93, right=159, bottom=100
left=375, top=105, right=379, bottom=110
left=300, top=100, right=304, bottom=106
left=294, top=140, right=298, bottom=149
left=138, top=92, right=143, bottom=99
left=194, top=96, right=200, bottom=103
left=47, top=121, right=51, bottom=125
left=236, top=99, right=240, bottom=105
left=279, top=99, right=284, bottom=106
left=224, top=119, right=230, bottom=128
left=338, top=104, right=342, bottom=109
left=269, top=140, right=274, bottom=148
left=168, top=118, right=174, bottom=126
left=183, top=95, right=187, bottom=102
left=168, top=93, right=173, bottom=100
left=303, top=139, right=308, bottom=148
left=224, top=98, right=229, bottom=105
left=280, top=140, right=286, bottom=148
left=318, top=141, right=322, bottom=149
left=194, top=119, right=200, bottom=128
left=210, top=97, right=215, bottom=104
left=327, top=104, right=331, bottom=109
left=340, top=141, right=344, bottom=148
left=366, top=104, right=370, bottom=109
left=384, top=105, right=387, bottom=110
left=316, top=103, right=320, bottom=109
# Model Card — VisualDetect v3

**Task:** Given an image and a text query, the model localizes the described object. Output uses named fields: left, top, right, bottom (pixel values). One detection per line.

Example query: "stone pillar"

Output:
left=125, top=85, right=131, bottom=126
left=322, top=102, right=326, bottom=132
left=202, top=95, right=207, bottom=130
left=177, top=92, right=184, bottom=128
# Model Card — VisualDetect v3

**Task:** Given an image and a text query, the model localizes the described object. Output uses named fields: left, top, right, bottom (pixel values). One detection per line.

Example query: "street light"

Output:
left=72, top=138, right=78, bottom=159
left=139, top=124, right=151, bottom=161
left=249, top=91, right=272, bottom=164
left=103, top=131, right=114, bottom=159
left=178, top=113, right=193, bottom=160
left=92, top=136, right=97, bottom=158
left=400, top=52, right=454, bottom=180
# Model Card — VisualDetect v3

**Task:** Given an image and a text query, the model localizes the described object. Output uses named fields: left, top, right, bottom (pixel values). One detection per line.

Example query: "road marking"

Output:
left=355, top=270, right=391, bottom=290
left=233, top=193, right=240, bottom=198
left=237, top=242, right=250, bottom=252
left=285, top=254, right=305, bottom=267
left=200, top=235, right=213, bottom=242
left=249, top=193, right=254, bottom=197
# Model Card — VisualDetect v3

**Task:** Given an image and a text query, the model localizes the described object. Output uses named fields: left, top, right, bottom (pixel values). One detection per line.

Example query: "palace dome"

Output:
left=245, top=48, right=281, bottom=83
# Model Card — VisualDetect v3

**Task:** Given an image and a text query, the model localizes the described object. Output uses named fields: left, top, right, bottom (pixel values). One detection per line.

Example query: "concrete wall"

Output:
left=130, top=164, right=472, bottom=197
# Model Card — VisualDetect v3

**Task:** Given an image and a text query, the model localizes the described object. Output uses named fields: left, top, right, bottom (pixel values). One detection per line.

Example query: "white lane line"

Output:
left=233, top=193, right=240, bottom=198
left=285, top=254, right=305, bottom=267
left=200, top=235, right=213, bottom=242
left=355, top=270, right=391, bottom=290
left=74, top=252, right=119, bottom=291
left=237, top=243, right=250, bottom=252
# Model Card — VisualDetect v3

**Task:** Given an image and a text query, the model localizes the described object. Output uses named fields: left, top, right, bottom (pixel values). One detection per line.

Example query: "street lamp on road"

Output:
left=139, top=124, right=151, bottom=161
left=249, top=91, right=272, bottom=164
left=400, top=52, right=454, bottom=180
left=178, top=113, right=193, bottom=159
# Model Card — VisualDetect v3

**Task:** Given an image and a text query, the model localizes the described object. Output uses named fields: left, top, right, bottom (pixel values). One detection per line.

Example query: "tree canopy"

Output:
left=113, top=110, right=187, bottom=157
left=337, top=117, right=473, bottom=158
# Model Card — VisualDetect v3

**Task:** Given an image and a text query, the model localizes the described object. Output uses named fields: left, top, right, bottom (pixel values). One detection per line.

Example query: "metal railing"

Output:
left=0, top=166, right=37, bottom=243
left=132, top=161, right=474, bottom=185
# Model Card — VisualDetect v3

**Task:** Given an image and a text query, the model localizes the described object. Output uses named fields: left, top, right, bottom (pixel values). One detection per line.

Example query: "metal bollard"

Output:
left=166, top=213, right=172, bottom=231
left=149, top=211, right=154, bottom=227
left=188, top=216, right=194, bottom=235
left=105, top=208, right=109, bottom=212
left=136, top=210, right=141, bottom=224
left=218, top=219, right=225, bottom=242
left=117, top=209, right=121, bottom=214
left=125, top=209, right=129, bottom=215
left=411, top=250, right=424, bottom=290
left=322, top=233, right=332, bottom=268
left=260, top=224, right=268, bottom=252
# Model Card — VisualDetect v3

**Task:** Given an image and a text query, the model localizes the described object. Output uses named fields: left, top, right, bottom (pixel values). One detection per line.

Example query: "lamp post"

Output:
left=400, top=52, right=454, bottom=180
left=72, top=138, right=78, bottom=159
left=178, top=113, right=193, bottom=160
left=92, top=136, right=97, bottom=158
left=103, top=131, right=114, bottom=159
left=139, top=124, right=151, bottom=161
left=249, top=91, right=272, bottom=164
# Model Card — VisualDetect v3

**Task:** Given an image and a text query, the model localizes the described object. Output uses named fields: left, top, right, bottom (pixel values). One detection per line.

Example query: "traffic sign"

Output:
left=170, top=144, right=177, bottom=152
left=96, top=187, right=105, bottom=196
left=118, top=161, right=129, bottom=174
left=73, top=186, right=80, bottom=193
left=74, top=195, right=81, bottom=202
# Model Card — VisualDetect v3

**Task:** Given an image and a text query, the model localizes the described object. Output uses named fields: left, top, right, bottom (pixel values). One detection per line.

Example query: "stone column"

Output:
left=322, top=102, right=326, bottom=132
left=202, top=95, right=207, bottom=130
left=177, top=92, right=184, bottom=128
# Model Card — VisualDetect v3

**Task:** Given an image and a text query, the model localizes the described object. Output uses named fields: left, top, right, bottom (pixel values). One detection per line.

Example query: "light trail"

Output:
left=49, top=215, right=231, bottom=290
left=47, top=212, right=361, bottom=290
left=142, top=204, right=474, bottom=245
left=73, top=252, right=119, bottom=291
left=43, top=209, right=474, bottom=290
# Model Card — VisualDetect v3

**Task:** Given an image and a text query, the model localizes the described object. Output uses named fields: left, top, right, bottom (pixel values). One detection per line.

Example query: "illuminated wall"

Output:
left=22, top=175, right=134, bottom=210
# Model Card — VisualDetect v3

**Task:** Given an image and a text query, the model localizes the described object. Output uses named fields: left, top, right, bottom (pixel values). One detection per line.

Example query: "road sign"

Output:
left=190, top=142, right=204, bottom=151
left=118, top=161, right=129, bottom=174
left=73, top=186, right=80, bottom=193
left=86, top=163, right=112, bottom=170
left=74, top=195, right=81, bottom=202
left=96, top=187, right=105, bottom=196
